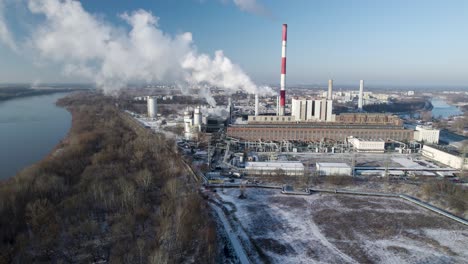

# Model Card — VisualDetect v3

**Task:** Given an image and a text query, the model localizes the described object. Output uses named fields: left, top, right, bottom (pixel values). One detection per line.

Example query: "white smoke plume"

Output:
left=24, top=0, right=274, bottom=105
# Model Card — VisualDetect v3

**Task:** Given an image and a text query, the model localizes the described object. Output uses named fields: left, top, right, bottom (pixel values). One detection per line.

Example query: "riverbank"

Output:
left=0, top=92, right=216, bottom=263
left=0, top=86, right=88, bottom=102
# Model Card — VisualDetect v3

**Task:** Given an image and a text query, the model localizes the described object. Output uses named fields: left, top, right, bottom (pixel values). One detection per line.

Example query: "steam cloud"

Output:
left=22, top=0, right=274, bottom=105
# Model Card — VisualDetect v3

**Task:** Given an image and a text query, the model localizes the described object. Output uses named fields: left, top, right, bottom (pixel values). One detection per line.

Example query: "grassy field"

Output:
left=216, top=188, right=468, bottom=264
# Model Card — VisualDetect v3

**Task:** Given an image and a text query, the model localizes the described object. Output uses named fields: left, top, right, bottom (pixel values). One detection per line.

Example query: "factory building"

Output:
left=184, top=106, right=227, bottom=140
left=421, top=145, right=468, bottom=170
left=234, top=112, right=413, bottom=142
left=228, top=124, right=413, bottom=142
left=348, top=137, right=385, bottom=153
left=227, top=25, right=413, bottom=144
left=414, top=125, right=440, bottom=144
left=245, top=161, right=305, bottom=176
left=316, top=163, right=352, bottom=176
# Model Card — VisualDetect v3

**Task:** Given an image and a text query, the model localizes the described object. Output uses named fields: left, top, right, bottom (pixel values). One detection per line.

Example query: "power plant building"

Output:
left=229, top=113, right=413, bottom=142
left=291, top=98, right=335, bottom=122
left=226, top=25, right=412, bottom=144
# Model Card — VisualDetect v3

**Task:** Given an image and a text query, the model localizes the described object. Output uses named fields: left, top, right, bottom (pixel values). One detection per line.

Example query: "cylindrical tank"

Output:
left=184, top=111, right=192, bottom=133
left=147, top=96, right=157, bottom=118
left=194, top=106, right=202, bottom=126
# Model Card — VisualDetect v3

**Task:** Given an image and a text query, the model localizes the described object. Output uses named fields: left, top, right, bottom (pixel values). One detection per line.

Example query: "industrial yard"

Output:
left=117, top=21, right=468, bottom=264
left=214, top=188, right=468, bottom=264
left=2, top=1, right=468, bottom=263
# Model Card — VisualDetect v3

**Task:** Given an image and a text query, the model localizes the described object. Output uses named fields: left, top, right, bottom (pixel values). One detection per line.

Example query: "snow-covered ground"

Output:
left=215, top=188, right=468, bottom=264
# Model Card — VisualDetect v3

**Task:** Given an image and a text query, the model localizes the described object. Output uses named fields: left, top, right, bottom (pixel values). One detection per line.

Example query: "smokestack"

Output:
left=279, top=24, right=287, bottom=116
left=358, top=80, right=364, bottom=110
left=255, top=94, right=259, bottom=116
left=276, top=96, right=280, bottom=116
left=328, top=79, right=333, bottom=100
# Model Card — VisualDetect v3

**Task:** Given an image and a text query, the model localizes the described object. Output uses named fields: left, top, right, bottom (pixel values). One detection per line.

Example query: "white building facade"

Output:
left=244, top=161, right=305, bottom=176
left=316, top=162, right=352, bottom=176
left=348, top=137, right=385, bottom=153
left=421, top=145, right=468, bottom=170
left=291, top=97, right=335, bottom=122
left=414, top=125, right=440, bottom=144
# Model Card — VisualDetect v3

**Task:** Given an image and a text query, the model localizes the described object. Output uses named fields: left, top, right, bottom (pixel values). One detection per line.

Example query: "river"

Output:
left=0, top=93, right=71, bottom=179
left=431, top=98, right=462, bottom=119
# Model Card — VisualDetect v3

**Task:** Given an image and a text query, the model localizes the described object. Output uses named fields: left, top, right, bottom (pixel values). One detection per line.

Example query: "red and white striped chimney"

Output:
left=279, top=24, right=287, bottom=116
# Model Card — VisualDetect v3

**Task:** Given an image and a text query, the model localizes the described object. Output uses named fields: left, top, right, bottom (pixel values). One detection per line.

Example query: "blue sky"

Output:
left=1, top=0, right=468, bottom=87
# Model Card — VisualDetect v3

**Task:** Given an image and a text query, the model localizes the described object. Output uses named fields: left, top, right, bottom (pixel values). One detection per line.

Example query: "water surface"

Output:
left=431, top=98, right=462, bottom=119
left=0, top=93, right=71, bottom=179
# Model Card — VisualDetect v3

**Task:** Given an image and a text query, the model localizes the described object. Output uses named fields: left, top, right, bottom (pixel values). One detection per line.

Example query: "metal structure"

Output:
left=279, top=24, right=287, bottom=116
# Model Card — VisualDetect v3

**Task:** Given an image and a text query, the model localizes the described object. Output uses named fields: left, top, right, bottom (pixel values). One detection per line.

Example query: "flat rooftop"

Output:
left=316, top=162, right=351, bottom=168
left=230, top=123, right=407, bottom=130
left=245, top=161, right=304, bottom=169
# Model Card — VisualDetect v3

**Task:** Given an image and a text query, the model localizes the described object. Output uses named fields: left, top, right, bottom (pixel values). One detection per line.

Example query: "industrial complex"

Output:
left=130, top=23, right=467, bottom=178
left=119, top=23, right=468, bottom=264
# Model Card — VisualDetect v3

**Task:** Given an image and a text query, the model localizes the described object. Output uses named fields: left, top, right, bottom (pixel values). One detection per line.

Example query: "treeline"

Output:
left=0, top=92, right=216, bottom=263
left=0, top=87, right=81, bottom=101
left=364, top=99, right=430, bottom=113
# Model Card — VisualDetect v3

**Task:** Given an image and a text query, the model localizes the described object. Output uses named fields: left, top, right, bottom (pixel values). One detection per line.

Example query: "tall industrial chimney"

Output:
left=358, top=80, right=364, bottom=110
left=276, top=96, right=280, bottom=116
left=328, top=79, right=333, bottom=100
left=279, top=24, right=287, bottom=116
left=255, top=94, right=259, bottom=116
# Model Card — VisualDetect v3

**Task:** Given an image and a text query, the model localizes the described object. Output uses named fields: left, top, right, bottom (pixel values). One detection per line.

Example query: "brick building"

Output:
left=229, top=113, right=412, bottom=142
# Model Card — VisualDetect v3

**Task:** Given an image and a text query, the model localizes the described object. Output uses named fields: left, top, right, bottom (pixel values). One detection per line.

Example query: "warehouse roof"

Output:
left=316, top=162, right=351, bottom=169
left=245, top=161, right=304, bottom=169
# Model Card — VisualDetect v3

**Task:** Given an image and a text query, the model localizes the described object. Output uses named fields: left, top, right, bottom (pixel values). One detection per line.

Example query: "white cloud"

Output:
left=26, top=0, right=272, bottom=102
left=232, top=0, right=269, bottom=16
left=0, top=0, right=18, bottom=51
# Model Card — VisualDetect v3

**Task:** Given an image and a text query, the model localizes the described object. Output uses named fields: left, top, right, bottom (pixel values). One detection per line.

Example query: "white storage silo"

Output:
left=147, top=96, right=157, bottom=119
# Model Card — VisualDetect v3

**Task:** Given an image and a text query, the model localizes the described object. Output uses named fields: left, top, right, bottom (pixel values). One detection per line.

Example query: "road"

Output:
left=210, top=203, right=250, bottom=264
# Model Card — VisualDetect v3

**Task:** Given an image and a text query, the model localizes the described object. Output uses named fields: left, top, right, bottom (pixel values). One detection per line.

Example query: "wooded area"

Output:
left=0, top=92, right=217, bottom=263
